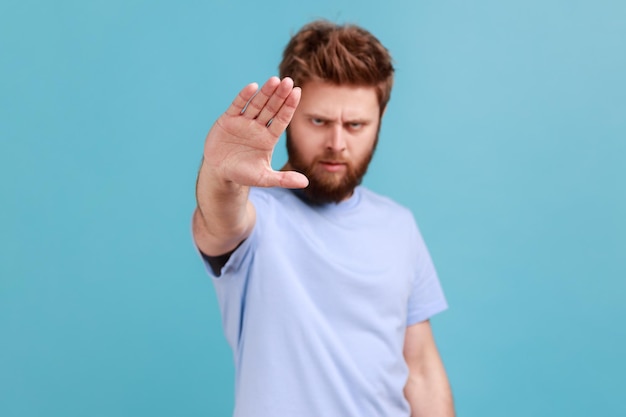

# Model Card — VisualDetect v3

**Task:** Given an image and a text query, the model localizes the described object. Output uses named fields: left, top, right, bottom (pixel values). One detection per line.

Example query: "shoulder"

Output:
left=358, top=186, right=415, bottom=221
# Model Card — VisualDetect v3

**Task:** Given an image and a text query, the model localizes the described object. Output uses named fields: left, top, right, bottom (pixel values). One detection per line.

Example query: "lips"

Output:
left=318, top=160, right=347, bottom=172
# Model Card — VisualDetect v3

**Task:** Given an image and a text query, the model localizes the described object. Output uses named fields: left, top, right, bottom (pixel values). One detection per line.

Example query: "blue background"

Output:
left=1, top=0, right=624, bottom=416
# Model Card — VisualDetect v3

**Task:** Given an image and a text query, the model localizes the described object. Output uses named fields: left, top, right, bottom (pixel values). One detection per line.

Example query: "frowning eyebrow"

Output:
left=303, top=113, right=372, bottom=124
left=303, top=112, right=333, bottom=121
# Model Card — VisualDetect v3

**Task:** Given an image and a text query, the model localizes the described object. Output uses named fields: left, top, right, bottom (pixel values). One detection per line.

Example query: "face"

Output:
left=286, top=81, right=382, bottom=204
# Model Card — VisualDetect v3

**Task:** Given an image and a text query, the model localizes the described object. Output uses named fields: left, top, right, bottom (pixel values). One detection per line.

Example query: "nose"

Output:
left=326, top=123, right=346, bottom=152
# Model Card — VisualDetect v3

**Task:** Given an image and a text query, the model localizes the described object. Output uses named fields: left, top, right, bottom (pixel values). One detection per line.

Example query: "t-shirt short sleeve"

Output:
left=406, top=221, right=448, bottom=325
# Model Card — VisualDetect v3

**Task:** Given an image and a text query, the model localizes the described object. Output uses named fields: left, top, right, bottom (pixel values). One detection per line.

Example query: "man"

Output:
left=193, top=20, right=454, bottom=417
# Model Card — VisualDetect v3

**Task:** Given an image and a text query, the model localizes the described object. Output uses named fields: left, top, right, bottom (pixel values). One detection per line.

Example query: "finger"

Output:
left=277, top=170, right=309, bottom=189
left=267, top=86, right=301, bottom=137
left=224, top=82, right=259, bottom=117
left=256, top=77, right=294, bottom=126
left=241, top=76, right=281, bottom=120
left=261, top=170, right=309, bottom=189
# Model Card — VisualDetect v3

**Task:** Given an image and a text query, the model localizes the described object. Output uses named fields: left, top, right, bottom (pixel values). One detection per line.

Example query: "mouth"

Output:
left=318, top=160, right=347, bottom=172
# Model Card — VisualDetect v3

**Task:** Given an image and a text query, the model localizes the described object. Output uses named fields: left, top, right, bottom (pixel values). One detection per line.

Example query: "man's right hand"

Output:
left=193, top=77, right=307, bottom=257
left=203, top=76, right=309, bottom=189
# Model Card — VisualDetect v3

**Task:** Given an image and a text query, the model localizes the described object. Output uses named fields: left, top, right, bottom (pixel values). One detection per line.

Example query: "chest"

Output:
left=251, top=211, right=416, bottom=324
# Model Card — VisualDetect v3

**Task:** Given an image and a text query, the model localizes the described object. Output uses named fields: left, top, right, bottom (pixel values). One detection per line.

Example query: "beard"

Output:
left=285, top=130, right=378, bottom=204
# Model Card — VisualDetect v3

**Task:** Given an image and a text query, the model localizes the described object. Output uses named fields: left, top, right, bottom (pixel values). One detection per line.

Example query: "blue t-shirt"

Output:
left=203, top=186, right=447, bottom=417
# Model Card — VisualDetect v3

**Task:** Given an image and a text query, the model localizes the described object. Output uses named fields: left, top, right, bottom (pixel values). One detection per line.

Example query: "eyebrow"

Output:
left=304, top=113, right=371, bottom=124
left=304, top=113, right=332, bottom=120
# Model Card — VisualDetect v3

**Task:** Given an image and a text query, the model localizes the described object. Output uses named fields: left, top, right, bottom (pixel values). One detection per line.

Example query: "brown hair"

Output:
left=279, top=20, right=395, bottom=113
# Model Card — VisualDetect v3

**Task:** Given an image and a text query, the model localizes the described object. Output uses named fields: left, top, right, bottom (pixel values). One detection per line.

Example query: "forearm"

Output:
left=403, top=321, right=455, bottom=417
left=193, top=160, right=255, bottom=256
left=404, top=361, right=455, bottom=417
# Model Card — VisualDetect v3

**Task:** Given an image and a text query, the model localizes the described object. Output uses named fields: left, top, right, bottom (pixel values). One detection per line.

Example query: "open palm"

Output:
left=203, top=77, right=308, bottom=189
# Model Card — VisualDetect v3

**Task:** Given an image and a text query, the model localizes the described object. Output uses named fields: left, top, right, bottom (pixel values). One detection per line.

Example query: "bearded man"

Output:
left=192, top=20, right=455, bottom=417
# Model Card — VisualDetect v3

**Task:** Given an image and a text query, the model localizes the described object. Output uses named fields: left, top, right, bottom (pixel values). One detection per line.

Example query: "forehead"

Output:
left=297, top=81, right=380, bottom=119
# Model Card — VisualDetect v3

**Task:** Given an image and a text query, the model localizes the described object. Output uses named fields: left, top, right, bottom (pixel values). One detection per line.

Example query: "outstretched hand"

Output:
left=203, top=76, right=309, bottom=189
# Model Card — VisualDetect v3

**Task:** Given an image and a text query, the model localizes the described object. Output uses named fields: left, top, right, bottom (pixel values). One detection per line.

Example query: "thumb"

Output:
left=269, top=170, right=309, bottom=189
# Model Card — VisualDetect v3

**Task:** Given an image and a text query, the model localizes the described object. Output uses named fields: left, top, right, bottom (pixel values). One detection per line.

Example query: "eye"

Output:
left=347, top=122, right=364, bottom=130
left=311, top=118, right=325, bottom=126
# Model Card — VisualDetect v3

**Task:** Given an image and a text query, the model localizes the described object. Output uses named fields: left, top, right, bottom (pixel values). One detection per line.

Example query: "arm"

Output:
left=403, top=320, right=455, bottom=417
left=192, top=77, right=308, bottom=256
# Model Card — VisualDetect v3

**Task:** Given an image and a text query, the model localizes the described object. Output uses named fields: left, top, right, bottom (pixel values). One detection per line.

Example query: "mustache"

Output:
left=314, top=152, right=349, bottom=164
